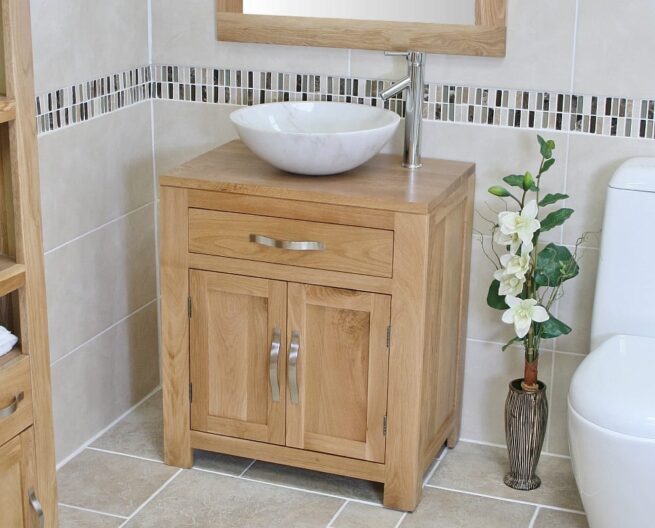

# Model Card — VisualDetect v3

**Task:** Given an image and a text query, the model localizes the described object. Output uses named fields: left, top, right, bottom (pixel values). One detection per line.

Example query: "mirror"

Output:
left=217, top=0, right=507, bottom=57
left=242, top=1, right=475, bottom=26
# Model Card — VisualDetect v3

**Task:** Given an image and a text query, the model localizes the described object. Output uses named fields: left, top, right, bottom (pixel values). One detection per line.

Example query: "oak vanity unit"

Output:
left=160, top=140, right=475, bottom=511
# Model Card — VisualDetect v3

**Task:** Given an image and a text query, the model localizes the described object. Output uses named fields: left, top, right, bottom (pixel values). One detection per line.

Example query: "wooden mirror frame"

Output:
left=216, top=0, right=507, bottom=57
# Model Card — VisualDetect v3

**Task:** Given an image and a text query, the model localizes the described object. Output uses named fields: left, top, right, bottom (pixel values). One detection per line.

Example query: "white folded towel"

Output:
left=0, top=326, right=18, bottom=357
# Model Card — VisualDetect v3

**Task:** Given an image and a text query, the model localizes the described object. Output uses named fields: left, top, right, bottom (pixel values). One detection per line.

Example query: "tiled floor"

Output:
left=57, top=391, right=588, bottom=527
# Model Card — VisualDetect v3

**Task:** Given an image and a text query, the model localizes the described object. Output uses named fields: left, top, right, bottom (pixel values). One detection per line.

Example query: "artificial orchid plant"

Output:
left=483, top=136, right=581, bottom=391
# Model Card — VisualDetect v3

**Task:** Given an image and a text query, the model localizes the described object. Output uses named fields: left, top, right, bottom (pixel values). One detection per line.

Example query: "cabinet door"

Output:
left=190, top=271, right=287, bottom=445
left=286, top=284, right=390, bottom=463
left=0, top=428, right=39, bottom=528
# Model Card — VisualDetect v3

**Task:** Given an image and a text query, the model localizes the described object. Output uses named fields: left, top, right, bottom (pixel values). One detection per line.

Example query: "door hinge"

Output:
left=188, top=296, right=192, bottom=318
left=189, top=383, right=193, bottom=403
left=383, top=415, right=388, bottom=436
left=386, top=326, right=391, bottom=348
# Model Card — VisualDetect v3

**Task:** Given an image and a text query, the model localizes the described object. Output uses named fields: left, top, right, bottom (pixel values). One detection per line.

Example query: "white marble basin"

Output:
left=230, top=102, right=400, bottom=176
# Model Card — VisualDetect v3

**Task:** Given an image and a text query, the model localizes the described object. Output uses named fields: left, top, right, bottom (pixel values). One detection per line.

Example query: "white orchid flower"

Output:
left=494, top=271, right=525, bottom=296
left=501, top=296, right=550, bottom=339
left=497, top=200, right=541, bottom=253
left=494, top=230, right=522, bottom=254
left=500, top=252, right=530, bottom=277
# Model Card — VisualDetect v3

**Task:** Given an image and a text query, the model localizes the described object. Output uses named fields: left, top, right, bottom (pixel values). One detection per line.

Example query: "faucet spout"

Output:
left=380, top=77, right=411, bottom=101
left=382, top=51, right=426, bottom=170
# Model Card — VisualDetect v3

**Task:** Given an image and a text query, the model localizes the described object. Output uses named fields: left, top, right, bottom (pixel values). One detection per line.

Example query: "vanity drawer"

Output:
left=188, top=209, right=394, bottom=277
left=0, top=352, right=33, bottom=447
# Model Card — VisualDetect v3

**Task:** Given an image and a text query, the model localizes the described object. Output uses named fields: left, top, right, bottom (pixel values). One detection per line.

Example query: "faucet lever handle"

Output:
left=384, top=51, right=410, bottom=58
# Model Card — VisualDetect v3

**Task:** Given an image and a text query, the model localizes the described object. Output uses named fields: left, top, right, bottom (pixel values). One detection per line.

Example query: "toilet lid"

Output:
left=569, top=334, right=655, bottom=439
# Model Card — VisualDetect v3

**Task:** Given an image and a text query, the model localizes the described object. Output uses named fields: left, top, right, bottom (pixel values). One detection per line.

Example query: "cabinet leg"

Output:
left=382, top=476, right=422, bottom=512
left=447, top=425, right=460, bottom=449
left=164, top=441, right=193, bottom=469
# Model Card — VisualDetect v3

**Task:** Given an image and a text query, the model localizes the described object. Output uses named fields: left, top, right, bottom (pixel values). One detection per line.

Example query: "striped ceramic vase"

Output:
left=503, top=379, right=548, bottom=490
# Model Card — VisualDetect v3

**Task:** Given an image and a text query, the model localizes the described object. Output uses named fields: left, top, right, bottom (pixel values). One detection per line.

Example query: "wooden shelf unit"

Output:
left=0, top=0, right=58, bottom=526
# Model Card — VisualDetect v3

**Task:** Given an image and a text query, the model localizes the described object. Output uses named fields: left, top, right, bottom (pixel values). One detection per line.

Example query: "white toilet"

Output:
left=568, top=158, right=655, bottom=528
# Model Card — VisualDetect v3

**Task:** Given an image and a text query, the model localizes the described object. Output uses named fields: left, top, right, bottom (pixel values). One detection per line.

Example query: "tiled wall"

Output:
left=32, top=0, right=655, bottom=462
left=30, top=0, right=159, bottom=463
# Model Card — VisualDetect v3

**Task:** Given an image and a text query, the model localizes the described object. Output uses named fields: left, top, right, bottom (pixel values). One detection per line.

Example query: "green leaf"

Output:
left=523, top=171, right=536, bottom=191
left=487, top=280, right=509, bottom=310
left=503, top=174, right=526, bottom=189
left=488, top=186, right=511, bottom=198
left=541, top=158, right=556, bottom=173
left=502, top=337, right=524, bottom=351
left=540, top=208, right=574, bottom=232
left=539, top=193, right=569, bottom=207
left=538, top=315, right=572, bottom=340
left=534, top=243, right=580, bottom=288
left=537, top=135, right=555, bottom=159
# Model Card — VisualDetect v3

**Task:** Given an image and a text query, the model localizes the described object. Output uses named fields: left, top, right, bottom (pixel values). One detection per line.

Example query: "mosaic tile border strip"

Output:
left=36, top=65, right=152, bottom=134
left=36, top=63, right=655, bottom=141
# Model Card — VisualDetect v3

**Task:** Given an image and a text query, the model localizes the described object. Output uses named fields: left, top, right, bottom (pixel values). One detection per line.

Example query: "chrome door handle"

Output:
left=0, top=392, right=24, bottom=419
left=269, top=328, right=281, bottom=402
left=28, top=488, right=44, bottom=528
left=288, top=331, right=300, bottom=405
left=250, top=234, right=325, bottom=251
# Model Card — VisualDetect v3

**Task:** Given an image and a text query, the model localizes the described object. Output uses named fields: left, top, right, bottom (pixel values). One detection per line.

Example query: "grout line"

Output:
left=425, top=484, right=585, bottom=515
left=422, top=457, right=442, bottom=487
left=56, top=385, right=161, bottom=470
left=458, top=438, right=571, bottom=460
left=326, top=500, right=350, bottom=528
left=394, top=512, right=408, bottom=528
left=44, top=201, right=155, bottom=256
left=569, top=0, right=580, bottom=95
left=528, top=506, right=541, bottom=528
left=238, top=459, right=257, bottom=477
left=86, top=447, right=164, bottom=465
left=193, top=466, right=384, bottom=508
left=59, top=503, right=129, bottom=520
left=51, top=298, right=159, bottom=368
left=119, top=468, right=183, bottom=528
left=147, top=0, right=153, bottom=65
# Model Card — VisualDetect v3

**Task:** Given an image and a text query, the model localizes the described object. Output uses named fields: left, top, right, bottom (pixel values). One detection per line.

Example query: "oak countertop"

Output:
left=160, top=140, right=475, bottom=214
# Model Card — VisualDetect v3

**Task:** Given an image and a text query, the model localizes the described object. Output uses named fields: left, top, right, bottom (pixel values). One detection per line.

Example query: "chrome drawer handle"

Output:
left=250, top=234, right=325, bottom=251
left=0, top=391, right=24, bottom=419
left=28, top=488, right=44, bottom=528
left=269, top=328, right=281, bottom=402
left=288, top=331, right=300, bottom=405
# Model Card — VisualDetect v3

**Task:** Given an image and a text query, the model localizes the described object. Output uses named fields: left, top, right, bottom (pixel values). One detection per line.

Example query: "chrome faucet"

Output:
left=380, top=51, right=426, bottom=169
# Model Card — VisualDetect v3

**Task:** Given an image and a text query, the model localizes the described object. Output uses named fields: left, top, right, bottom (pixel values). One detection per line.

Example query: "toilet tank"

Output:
left=590, top=158, right=655, bottom=349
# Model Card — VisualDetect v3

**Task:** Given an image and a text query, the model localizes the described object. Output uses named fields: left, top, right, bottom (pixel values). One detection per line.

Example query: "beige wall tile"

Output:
left=51, top=303, right=159, bottom=462
left=563, top=134, right=655, bottom=248
left=332, top=502, right=403, bottom=528
left=153, top=101, right=239, bottom=177
left=125, top=469, right=343, bottom=527
left=547, top=353, right=585, bottom=456
left=57, top=450, right=177, bottom=517
left=152, top=0, right=349, bottom=75
left=404, top=487, right=535, bottom=528
left=430, top=442, right=583, bottom=511
left=461, top=340, right=553, bottom=446
left=574, top=0, right=655, bottom=99
left=39, top=103, right=154, bottom=252
left=58, top=505, right=122, bottom=528
left=45, top=205, right=157, bottom=361
left=31, top=0, right=149, bottom=94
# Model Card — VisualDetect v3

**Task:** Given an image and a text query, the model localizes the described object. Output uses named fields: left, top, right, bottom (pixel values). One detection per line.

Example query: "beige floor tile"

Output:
left=429, top=442, right=583, bottom=511
left=244, top=461, right=384, bottom=503
left=125, top=468, right=344, bottom=527
left=59, top=505, right=123, bottom=528
left=534, top=508, right=589, bottom=528
left=331, top=502, right=403, bottom=528
left=403, top=487, right=535, bottom=528
left=193, top=449, right=255, bottom=476
left=92, top=391, right=164, bottom=461
left=57, top=450, right=178, bottom=517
